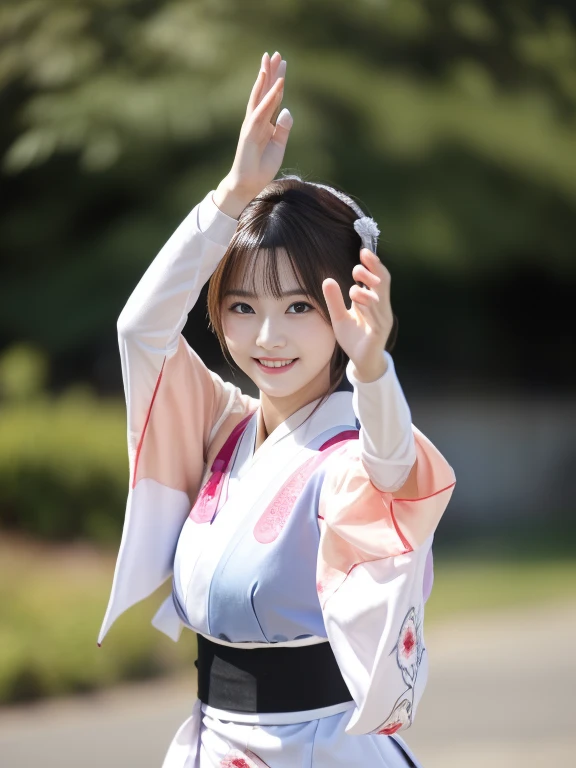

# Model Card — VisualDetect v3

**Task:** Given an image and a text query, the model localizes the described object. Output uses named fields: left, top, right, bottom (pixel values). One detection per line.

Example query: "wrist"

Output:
left=213, top=178, right=256, bottom=220
left=349, top=353, right=389, bottom=384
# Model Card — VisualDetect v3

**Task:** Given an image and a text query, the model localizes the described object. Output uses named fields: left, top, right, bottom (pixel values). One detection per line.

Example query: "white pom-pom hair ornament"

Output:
left=307, top=181, right=380, bottom=253
left=353, top=216, right=380, bottom=253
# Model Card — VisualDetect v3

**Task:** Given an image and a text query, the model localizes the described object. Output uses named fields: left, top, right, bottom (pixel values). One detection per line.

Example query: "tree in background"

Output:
left=1, top=0, right=574, bottom=390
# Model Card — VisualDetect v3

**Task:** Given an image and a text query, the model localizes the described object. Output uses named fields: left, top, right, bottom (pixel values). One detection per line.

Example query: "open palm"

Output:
left=322, top=248, right=395, bottom=380
left=228, top=52, right=293, bottom=196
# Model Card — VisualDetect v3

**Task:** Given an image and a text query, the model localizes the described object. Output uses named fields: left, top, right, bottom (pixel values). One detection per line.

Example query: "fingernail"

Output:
left=276, top=108, right=293, bottom=129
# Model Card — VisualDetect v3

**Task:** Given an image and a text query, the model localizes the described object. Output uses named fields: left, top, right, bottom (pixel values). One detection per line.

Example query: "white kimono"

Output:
left=98, top=190, right=457, bottom=767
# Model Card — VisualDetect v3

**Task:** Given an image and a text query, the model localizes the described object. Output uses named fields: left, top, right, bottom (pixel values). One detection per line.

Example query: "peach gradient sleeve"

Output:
left=132, top=336, right=256, bottom=503
left=115, top=189, right=255, bottom=492
left=317, top=426, right=456, bottom=605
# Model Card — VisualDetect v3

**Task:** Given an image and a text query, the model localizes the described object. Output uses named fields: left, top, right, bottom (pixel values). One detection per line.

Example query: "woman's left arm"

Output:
left=346, top=351, right=416, bottom=492
left=322, top=247, right=416, bottom=491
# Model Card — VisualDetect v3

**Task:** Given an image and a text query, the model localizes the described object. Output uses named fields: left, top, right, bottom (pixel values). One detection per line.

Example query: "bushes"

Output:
left=0, top=346, right=195, bottom=706
left=0, top=382, right=129, bottom=545
left=0, top=540, right=195, bottom=704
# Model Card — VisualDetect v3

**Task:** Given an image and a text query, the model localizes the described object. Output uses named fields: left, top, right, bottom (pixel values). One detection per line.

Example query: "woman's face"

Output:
left=221, top=250, right=337, bottom=404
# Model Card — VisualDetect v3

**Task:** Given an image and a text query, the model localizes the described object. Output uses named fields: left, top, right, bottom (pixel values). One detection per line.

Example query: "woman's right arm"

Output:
left=117, top=189, right=244, bottom=461
left=117, top=51, right=294, bottom=468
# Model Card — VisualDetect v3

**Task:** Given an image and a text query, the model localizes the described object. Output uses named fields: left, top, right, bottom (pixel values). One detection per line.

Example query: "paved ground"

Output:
left=0, top=602, right=574, bottom=767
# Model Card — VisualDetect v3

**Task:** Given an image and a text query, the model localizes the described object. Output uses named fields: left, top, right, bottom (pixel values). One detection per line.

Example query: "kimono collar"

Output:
left=249, top=388, right=357, bottom=465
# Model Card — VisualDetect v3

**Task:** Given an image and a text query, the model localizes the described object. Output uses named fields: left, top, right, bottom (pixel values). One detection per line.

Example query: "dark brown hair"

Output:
left=207, top=174, right=398, bottom=397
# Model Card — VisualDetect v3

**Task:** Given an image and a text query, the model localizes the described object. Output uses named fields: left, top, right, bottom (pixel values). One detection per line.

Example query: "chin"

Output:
left=260, top=374, right=325, bottom=400
left=256, top=378, right=302, bottom=397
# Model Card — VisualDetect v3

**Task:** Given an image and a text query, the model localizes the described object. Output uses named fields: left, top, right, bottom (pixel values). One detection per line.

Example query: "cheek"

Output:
left=221, top=315, right=248, bottom=355
left=300, top=314, right=336, bottom=358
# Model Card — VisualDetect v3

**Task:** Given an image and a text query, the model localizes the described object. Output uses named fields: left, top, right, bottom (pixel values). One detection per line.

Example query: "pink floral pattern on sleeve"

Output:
left=371, top=606, right=425, bottom=736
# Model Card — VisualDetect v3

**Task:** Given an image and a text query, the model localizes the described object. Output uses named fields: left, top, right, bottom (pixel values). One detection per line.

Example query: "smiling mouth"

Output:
left=253, top=358, right=298, bottom=372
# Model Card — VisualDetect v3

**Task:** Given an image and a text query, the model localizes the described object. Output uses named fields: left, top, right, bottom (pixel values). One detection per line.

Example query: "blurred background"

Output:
left=0, top=0, right=575, bottom=766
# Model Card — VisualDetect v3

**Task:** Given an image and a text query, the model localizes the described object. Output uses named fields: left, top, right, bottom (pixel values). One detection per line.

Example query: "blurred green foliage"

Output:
left=0, top=343, right=48, bottom=400
left=0, top=541, right=194, bottom=703
left=0, top=0, right=575, bottom=371
left=0, top=344, right=127, bottom=543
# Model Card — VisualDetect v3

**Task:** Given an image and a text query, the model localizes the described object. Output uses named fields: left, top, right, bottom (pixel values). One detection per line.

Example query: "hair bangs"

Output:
left=216, top=212, right=319, bottom=304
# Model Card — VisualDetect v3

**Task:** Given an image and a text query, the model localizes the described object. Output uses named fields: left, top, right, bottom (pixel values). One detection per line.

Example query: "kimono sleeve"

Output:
left=317, top=427, right=456, bottom=736
left=98, top=192, right=257, bottom=645
left=116, top=189, right=241, bottom=478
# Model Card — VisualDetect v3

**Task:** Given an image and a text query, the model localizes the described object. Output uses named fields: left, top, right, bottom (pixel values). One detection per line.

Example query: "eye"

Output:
left=229, top=302, right=255, bottom=314
left=287, top=302, right=313, bottom=314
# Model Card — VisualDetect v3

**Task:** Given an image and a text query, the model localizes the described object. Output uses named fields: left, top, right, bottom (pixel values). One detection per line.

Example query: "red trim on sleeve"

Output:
left=131, top=358, right=166, bottom=489
left=393, top=481, right=456, bottom=504
left=389, top=502, right=413, bottom=554
left=388, top=481, right=456, bottom=552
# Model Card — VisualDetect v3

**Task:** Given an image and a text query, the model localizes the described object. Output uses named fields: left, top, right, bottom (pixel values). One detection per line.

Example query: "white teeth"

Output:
left=258, top=359, right=295, bottom=368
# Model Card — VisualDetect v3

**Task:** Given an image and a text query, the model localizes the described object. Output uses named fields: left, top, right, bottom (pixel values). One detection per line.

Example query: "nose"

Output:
left=256, top=316, right=287, bottom=350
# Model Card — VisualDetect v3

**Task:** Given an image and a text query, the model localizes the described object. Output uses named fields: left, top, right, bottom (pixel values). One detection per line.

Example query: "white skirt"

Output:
left=161, top=698, right=423, bottom=768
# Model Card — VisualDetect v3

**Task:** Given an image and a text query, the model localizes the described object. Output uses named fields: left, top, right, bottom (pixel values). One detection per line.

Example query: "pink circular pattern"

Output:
left=253, top=464, right=310, bottom=543
left=253, top=438, right=354, bottom=545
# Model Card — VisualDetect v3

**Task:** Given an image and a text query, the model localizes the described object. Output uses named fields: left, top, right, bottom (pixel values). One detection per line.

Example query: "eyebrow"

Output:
left=223, top=288, right=309, bottom=299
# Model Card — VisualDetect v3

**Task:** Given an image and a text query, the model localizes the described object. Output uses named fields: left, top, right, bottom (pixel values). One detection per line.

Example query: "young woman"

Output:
left=98, top=52, right=456, bottom=767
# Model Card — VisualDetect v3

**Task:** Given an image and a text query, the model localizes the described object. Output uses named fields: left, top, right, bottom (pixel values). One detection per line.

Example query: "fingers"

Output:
left=248, top=52, right=284, bottom=116
left=349, top=284, right=379, bottom=308
left=360, top=248, right=389, bottom=283
left=322, top=278, right=348, bottom=323
left=273, top=55, right=286, bottom=84
left=357, top=248, right=390, bottom=300
left=247, top=53, right=270, bottom=116
left=262, top=51, right=271, bottom=91
left=352, top=263, right=380, bottom=289
left=269, top=59, right=286, bottom=125
left=252, top=76, right=285, bottom=126
left=247, top=69, right=266, bottom=115
left=267, top=52, right=283, bottom=94
left=271, top=107, right=293, bottom=147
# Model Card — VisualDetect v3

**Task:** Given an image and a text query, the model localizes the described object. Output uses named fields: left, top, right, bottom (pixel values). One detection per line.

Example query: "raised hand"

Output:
left=322, top=249, right=395, bottom=383
left=214, top=52, right=293, bottom=218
